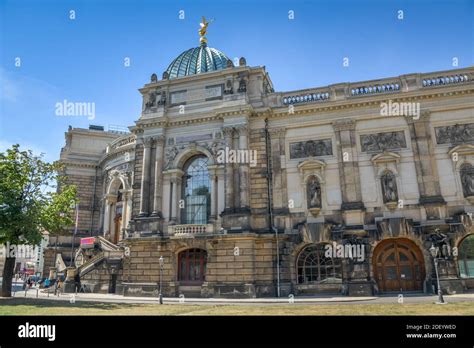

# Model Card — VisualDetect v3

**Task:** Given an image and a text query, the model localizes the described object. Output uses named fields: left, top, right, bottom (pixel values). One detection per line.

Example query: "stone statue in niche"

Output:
left=306, top=176, right=322, bottom=209
left=145, top=91, right=156, bottom=109
left=435, top=123, right=474, bottom=145
left=461, top=163, right=474, bottom=197
left=381, top=171, right=398, bottom=203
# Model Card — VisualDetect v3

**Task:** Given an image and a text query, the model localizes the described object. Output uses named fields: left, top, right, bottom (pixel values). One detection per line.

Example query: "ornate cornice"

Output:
left=255, top=87, right=474, bottom=120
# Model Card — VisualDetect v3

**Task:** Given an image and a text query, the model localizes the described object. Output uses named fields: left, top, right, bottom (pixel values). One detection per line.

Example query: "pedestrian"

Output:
left=74, top=272, right=81, bottom=293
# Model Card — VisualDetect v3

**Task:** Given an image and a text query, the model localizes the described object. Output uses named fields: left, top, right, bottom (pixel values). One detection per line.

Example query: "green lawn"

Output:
left=0, top=298, right=473, bottom=315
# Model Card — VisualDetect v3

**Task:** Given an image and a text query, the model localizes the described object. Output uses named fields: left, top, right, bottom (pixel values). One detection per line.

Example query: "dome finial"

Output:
left=199, top=16, right=214, bottom=45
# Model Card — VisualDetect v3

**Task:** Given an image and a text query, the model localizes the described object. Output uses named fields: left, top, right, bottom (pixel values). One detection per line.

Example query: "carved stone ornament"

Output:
left=360, top=131, right=406, bottom=152
left=290, top=139, right=333, bottom=159
left=435, top=123, right=474, bottom=145
left=165, top=146, right=180, bottom=169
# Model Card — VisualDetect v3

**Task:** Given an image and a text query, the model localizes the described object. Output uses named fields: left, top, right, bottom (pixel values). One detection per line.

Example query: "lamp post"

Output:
left=70, top=204, right=79, bottom=267
left=159, top=256, right=164, bottom=305
left=429, top=244, right=446, bottom=304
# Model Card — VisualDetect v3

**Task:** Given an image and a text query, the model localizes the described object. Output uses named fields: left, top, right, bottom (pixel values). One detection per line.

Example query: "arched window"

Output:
left=381, top=171, right=398, bottom=203
left=297, top=244, right=342, bottom=284
left=458, top=234, right=474, bottom=278
left=182, top=156, right=211, bottom=224
left=460, top=163, right=474, bottom=198
left=178, top=249, right=207, bottom=284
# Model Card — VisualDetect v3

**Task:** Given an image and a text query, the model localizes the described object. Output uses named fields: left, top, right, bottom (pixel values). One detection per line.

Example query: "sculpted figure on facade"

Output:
left=361, top=131, right=406, bottom=152
left=157, top=91, right=167, bottom=106
left=381, top=171, right=398, bottom=203
left=461, top=163, right=474, bottom=197
left=165, top=146, right=179, bottom=169
left=435, top=123, right=474, bottom=145
left=145, top=91, right=157, bottom=110
left=307, top=176, right=322, bottom=208
left=290, top=139, right=332, bottom=159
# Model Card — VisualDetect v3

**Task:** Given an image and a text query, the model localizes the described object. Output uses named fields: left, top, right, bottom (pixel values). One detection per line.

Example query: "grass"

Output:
left=0, top=298, right=473, bottom=315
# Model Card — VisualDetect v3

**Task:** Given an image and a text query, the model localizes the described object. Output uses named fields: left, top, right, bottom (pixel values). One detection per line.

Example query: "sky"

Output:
left=0, top=0, right=473, bottom=162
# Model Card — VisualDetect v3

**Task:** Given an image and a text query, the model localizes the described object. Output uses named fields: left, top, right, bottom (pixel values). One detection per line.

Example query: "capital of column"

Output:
left=155, top=135, right=166, bottom=146
left=222, top=127, right=234, bottom=138
left=268, top=127, right=286, bottom=138
left=407, top=110, right=431, bottom=124
left=332, top=119, right=356, bottom=131
left=235, top=124, right=248, bottom=136
left=142, top=136, right=154, bottom=148
left=105, top=194, right=117, bottom=203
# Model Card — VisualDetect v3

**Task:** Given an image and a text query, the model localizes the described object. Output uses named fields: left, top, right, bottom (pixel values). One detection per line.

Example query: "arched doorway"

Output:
left=178, top=249, right=207, bottom=285
left=373, top=238, right=425, bottom=292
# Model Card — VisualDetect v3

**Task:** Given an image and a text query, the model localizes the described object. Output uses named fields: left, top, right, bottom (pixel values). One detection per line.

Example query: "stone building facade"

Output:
left=47, top=29, right=474, bottom=297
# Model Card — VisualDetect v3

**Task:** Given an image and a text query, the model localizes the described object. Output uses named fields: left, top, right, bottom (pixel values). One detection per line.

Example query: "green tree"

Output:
left=41, top=184, right=78, bottom=270
left=0, top=145, right=77, bottom=297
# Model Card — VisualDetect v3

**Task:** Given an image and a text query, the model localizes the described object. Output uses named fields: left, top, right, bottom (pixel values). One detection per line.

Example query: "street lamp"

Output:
left=429, top=244, right=446, bottom=304
left=159, top=256, right=164, bottom=305
left=70, top=204, right=79, bottom=267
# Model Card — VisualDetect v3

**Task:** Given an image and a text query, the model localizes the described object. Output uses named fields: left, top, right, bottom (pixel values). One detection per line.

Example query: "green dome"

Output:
left=165, top=44, right=231, bottom=79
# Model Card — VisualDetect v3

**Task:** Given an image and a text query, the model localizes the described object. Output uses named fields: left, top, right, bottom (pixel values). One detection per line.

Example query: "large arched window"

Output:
left=178, top=249, right=207, bottom=284
left=297, top=244, right=342, bottom=284
left=182, top=156, right=211, bottom=224
left=458, top=234, right=474, bottom=278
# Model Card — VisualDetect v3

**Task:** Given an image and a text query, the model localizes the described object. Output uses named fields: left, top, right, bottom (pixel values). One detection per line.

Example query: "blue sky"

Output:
left=0, top=0, right=472, bottom=162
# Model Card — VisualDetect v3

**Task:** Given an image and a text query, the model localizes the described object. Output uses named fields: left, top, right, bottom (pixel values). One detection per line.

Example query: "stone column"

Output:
left=208, top=165, right=219, bottom=222
left=169, top=177, right=177, bottom=224
left=152, top=135, right=165, bottom=217
left=332, top=119, right=365, bottom=212
left=236, top=125, right=250, bottom=209
left=269, top=127, right=287, bottom=212
left=139, top=137, right=153, bottom=216
left=223, top=127, right=235, bottom=211
left=103, top=194, right=117, bottom=236
left=122, top=190, right=133, bottom=238
left=168, top=169, right=184, bottom=224
left=217, top=167, right=225, bottom=220
left=407, top=111, right=445, bottom=204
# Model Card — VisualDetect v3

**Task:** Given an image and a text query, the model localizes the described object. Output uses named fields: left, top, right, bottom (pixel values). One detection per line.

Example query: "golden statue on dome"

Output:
left=199, top=16, right=214, bottom=45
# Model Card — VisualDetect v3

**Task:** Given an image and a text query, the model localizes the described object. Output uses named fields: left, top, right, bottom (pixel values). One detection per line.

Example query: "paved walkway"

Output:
left=10, top=284, right=474, bottom=306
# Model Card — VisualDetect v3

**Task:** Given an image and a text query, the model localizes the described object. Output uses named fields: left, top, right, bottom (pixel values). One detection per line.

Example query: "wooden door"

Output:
left=373, top=239, right=425, bottom=292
